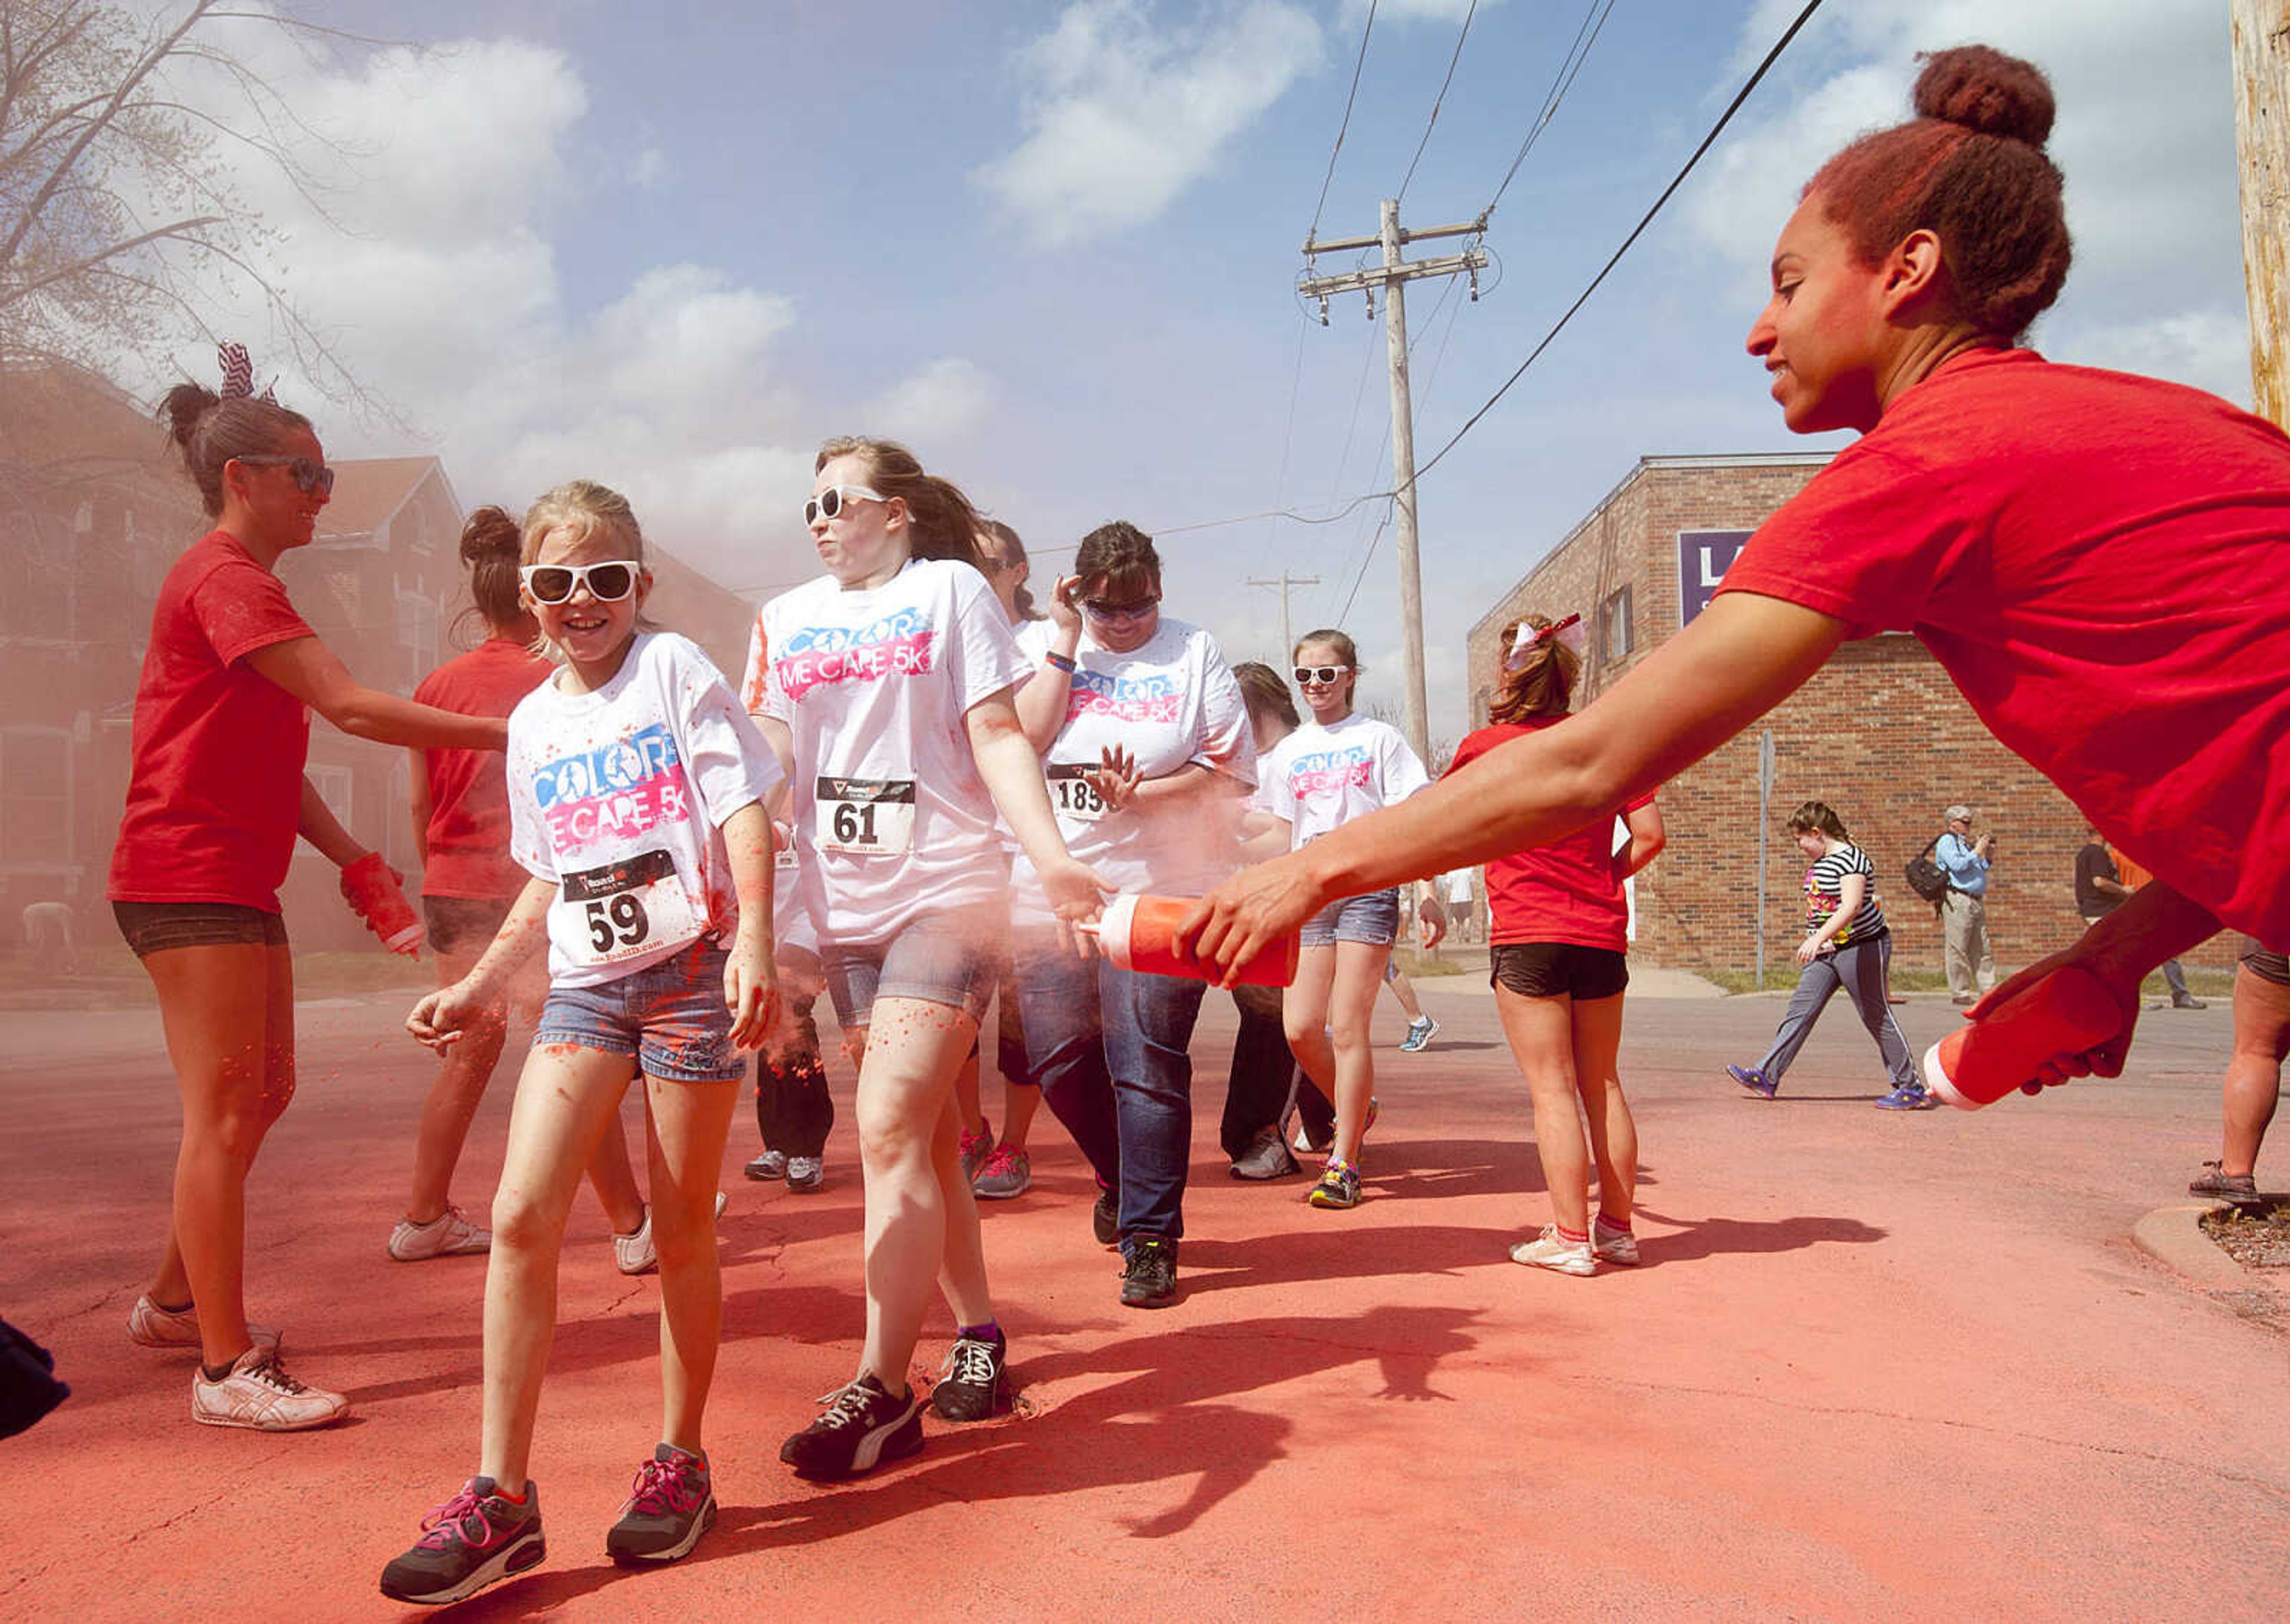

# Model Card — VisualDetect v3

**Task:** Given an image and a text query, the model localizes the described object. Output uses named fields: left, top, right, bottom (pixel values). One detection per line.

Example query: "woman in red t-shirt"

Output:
left=109, top=363, right=506, bottom=1431
left=1189, top=44, right=2290, bottom=1098
left=1449, top=615, right=1663, bottom=1275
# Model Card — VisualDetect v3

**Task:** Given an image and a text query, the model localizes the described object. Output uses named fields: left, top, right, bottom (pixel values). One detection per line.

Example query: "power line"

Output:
left=1483, top=0, right=1619, bottom=226
left=1255, top=317, right=1313, bottom=576
left=1336, top=271, right=1468, bottom=622
left=1395, top=0, right=1479, bottom=206
left=1305, top=0, right=1379, bottom=248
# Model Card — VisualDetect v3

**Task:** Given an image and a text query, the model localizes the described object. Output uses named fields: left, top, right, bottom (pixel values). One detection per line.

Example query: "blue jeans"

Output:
left=1013, top=931, right=1209, bottom=1248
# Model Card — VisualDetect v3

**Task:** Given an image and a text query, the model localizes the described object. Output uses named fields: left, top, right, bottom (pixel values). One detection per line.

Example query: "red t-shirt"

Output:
left=109, top=530, right=317, bottom=912
left=1718, top=348, right=2290, bottom=949
left=414, top=637, right=553, bottom=899
left=1447, top=720, right=1655, bottom=952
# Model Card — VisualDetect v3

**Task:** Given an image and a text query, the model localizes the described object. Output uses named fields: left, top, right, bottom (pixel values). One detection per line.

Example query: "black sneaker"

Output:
left=379, top=1477, right=546, bottom=1606
left=780, top=1374, right=923, bottom=1480
left=1119, top=1237, right=1178, bottom=1308
left=1091, top=1186, right=1119, bottom=1247
left=606, top=1444, right=716, bottom=1565
left=929, top=1329, right=1007, bottom=1421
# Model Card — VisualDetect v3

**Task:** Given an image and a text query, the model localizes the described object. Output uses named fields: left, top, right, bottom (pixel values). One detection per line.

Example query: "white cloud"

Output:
left=864, top=358, right=1001, bottom=445
left=974, top=0, right=1325, bottom=247
left=2054, top=309, right=2255, bottom=408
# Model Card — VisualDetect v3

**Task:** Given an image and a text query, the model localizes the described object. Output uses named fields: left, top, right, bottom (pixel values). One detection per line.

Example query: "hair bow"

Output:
left=217, top=340, right=277, bottom=404
left=1505, top=612, right=1584, bottom=670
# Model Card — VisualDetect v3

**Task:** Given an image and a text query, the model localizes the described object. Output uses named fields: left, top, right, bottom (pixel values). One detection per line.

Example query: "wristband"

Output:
left=1044, top=650, right=1076, bottom=673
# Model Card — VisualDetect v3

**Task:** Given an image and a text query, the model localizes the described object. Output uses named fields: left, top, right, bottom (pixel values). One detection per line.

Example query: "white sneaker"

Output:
left=612, top=1193, right=728, bottom=1276
left=786, top=1155, right=824, bottom=1192
left=1509, top=1225, right=1596, bottom=1276
left=128, top=1294, right=277, bottom=1355
left=190, top=1346, right=349, bottom=1431
left=388, top=1205, right=491, bottom=1262
left=1590, top=1222, right=1641, bottom=1266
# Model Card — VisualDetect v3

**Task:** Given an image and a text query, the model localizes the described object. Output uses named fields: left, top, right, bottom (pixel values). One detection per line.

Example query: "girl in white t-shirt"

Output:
left=381, top=482, right=781, bottom=1606
left=753, top=437, right=1107, bottom=1481
left=1258, top=629, right=1438, bottom=1211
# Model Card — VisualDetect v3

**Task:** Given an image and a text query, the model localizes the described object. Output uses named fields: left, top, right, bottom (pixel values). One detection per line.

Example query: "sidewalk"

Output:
left=2, top=983, right=2282, bottom=1620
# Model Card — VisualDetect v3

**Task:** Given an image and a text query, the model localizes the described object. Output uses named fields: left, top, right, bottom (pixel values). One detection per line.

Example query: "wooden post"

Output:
left=2234, top=0, right=2290, bottom=427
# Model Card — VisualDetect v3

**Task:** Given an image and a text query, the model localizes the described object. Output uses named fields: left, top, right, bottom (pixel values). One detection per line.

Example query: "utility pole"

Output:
left=1246, top=570, right=1321, bottom=665
left=2235, top=0, right=2290, bottom=427
left=1299, top=203, right=1487, bottom=765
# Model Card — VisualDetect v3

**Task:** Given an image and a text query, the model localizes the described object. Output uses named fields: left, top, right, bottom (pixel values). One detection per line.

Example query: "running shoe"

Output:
left=606, top=1445, right=716, bottom=1565
left=127, top=1295, right=277, bottom=1356
left=1291, top=1118, right=1332, bottom=1155
left=1728, top=1064, right=1778, bottom=1099
left=1590, top=1218, right=1641, bottom=1267
left=1307, top=1160, right=1361, bottom=1210
left=1119, top=1238, right=1178, bottom=1308
left=1092, top=1186, right=1119, bottom=1247
left=929, top=1328, right=1008, bottom=1421
left=1399, top=1015, right=1440, bottom=1053
left=781, top=1374, right=923, bottom=1480
left=971, top=1143, right=1032, bottom=1199
left=1874, top=1083, right=1938, bottom=1111
left=958, top=1120, right=995, bottom=1183
left=379, top=1477, right=545, bottom=1606
left=190, top=1346, right=349, bottom=1431
left=615, top=1193, right=729, bottom=1275
left=744, top=1149, right=788, bottom=1182
left=388, top=1205, right=491, bottom=1262
left=1510, top=1225, right=1597, bottom=1276
left=785, top=1155, right=824, bottom=1193
left=1229, top=1126, right=1300, bottom=1180
left=2189, top=1161, right=2260, bottom=1201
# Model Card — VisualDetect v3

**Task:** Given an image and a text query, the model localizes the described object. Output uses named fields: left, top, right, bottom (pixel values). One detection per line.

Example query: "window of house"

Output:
left=1601, top=585, right=1635, bottom=665
left=0, top=729, right=72, bottom=865
left=309, top=763, right=353, bottom=829
left=397, top=590, right=438, bottom=680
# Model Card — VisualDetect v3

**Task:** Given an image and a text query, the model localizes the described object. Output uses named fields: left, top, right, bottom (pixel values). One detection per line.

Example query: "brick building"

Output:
left=1464, top=454, right=2223, bottom=980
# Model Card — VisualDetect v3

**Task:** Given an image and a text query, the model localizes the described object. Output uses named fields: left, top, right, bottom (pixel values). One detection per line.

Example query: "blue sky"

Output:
left=150, top=0, right=2248, bottom=739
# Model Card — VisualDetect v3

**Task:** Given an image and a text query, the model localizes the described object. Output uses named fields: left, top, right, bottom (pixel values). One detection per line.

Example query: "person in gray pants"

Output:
left=1727, top=801, right=1933, bottom=1111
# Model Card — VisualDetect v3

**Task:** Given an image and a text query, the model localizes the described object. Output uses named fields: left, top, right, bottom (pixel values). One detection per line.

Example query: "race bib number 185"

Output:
left=561, top=848, right=700, bottom=968
left=1045, top=763, right=1109, bottom=823
left=816, top=776, right=918, bottom=855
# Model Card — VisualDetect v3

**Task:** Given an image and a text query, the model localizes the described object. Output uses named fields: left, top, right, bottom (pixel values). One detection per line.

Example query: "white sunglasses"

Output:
left=521, top=561, right=639, bottom=605
left=803, top=484, right=891, bottom=526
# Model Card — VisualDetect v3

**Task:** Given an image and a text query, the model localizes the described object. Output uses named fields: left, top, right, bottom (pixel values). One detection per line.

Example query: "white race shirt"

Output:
left=508, top=633, right=781, bottom=988
left=1009, top=616, right=1255, bottom=923
left=748, top=557, right=1030, bottom=948
left=1261, top=712, right=1430, bottom=849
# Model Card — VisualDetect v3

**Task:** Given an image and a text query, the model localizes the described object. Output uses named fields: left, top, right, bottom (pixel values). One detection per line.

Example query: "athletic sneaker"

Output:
left=1511, top=1225, right=1597, bottom=1276
left=781, top=1374, right=923, bottom=1480
left=1230, top=1126, right=1299, bottom=1180
left=1399, top=1015, right=1440, bottom=1053
left=785, top=1155, right=824, bottom=1193
left=971, top=1143, right=1032, bottom=1199
left=606, top=1445, right=716, bottom=1565
left=1590, top=1219, right=1641, bottom=1267
left=1291, top=1117, right=1333, bottom=1156
left=1119, top=1238, right=1178, bottom=1308
left=1874, top=1083, right=1938, bottom=1111
left=2190, top=1161, right=2260, bottom=1201
left=1092, top=1186, right=1119, bottom=1247
left=958, top=1120, right=995, bottom=1184
left=127, top=1295, right=277, bottom=1355
left=744, top=1149, right=788, bottom=1182
left=190, top=1346, right=349, bottom=1431
left=615, top=1193, right=729, bottom=1275
left=388, top=1205, right=491, bottom=1262
left=379, top=1477, right=545, bottom=1606
left=1728, top=1064, right=1778, bottom=1099
left=1307, top=1160, right=1361, bottom=1210
left=929, top=1328, right=1008, bottom=1421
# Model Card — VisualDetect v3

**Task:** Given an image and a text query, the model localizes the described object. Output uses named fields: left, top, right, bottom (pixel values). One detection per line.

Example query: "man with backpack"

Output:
left=1934, top=804, right=1998, bottom=1006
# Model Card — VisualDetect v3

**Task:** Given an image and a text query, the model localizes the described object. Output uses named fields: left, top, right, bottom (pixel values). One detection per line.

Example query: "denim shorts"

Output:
left=113, top=900, right=287, bottom=956
left=533, top=937, right=745, bottom=1083
left=821, top=905, right=1005, bottom=1030
left=1300, top=888, right=1400, bottom=949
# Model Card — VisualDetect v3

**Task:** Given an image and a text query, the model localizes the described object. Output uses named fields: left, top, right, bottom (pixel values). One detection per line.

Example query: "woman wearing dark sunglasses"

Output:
left=1257, top=630, right=1437, bottom=1211
left=1004, top=522, right=1255, bottom=1307
left=110, top=358, right=507, bottom=1432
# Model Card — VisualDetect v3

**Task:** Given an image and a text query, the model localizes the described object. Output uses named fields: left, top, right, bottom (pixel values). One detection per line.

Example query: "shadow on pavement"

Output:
left=1629, top=1207, right=1886, bottom=1266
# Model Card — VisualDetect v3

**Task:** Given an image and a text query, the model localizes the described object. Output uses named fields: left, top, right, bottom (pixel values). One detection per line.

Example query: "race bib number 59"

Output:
left=561, top=849, right=700, bottom=967
left=816, top=776, right=917, bottom=855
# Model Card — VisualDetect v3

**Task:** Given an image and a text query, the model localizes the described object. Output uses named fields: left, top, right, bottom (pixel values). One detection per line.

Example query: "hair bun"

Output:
left=459, top=504, right=521, bottom=563
left=1913, top=45, right=2054, bottom=147
left=156, top=382, right=221, bottom=455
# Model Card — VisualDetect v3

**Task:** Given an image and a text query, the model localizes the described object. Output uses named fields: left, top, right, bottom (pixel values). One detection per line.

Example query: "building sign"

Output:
left=1678, top=529, right=1754, bottom=627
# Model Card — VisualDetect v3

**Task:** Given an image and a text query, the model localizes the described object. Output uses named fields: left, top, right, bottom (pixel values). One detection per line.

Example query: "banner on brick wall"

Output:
left=1678, top=529, right=1754, bottom=627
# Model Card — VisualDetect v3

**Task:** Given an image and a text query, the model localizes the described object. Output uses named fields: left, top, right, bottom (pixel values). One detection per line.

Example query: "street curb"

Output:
left=2131, top=1202, right=2249, bottom=1290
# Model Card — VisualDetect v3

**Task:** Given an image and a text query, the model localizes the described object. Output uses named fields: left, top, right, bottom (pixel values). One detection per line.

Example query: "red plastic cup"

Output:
left=1921, top=965, right=2124, bottom=1109
left=1091, top=892, right=1299, bottom=989
left=341, top=852, right=425, bottom=957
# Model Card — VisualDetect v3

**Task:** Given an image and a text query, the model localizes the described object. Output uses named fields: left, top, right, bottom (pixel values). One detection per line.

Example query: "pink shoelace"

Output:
left=976, top=1145, right=1023, bottom=1177
left=624, top=1456, right=702, bottom=1515
left=416, top=1484, right=501, bottom=1550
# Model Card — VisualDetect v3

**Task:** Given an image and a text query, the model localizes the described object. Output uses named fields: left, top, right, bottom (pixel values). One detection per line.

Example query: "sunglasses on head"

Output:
left=234, top=454, right=335, bottom=497
left=1294, top=665, right=1351, bottom=686
left=1082, top=596, right=1158, bottom=622
left=521, top=561, right=638, bottom=605
left=803, top=484, right=890, bottom=526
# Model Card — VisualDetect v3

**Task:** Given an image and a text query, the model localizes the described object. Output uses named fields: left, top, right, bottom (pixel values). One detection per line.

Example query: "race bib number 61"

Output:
left=561, top=848, right=700, bottom=967
left=816, top=776, right=918, bottom=855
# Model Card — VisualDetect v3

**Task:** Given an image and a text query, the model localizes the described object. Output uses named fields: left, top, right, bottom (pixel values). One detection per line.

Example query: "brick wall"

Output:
left=1465, top=457, right=2234, bottom=977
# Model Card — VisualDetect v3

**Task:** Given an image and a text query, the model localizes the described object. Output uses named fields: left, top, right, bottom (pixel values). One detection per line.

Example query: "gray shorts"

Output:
left=821, top=903, right=1006, bottom=1030
left=1301, top=888, right=1400, bottom=949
